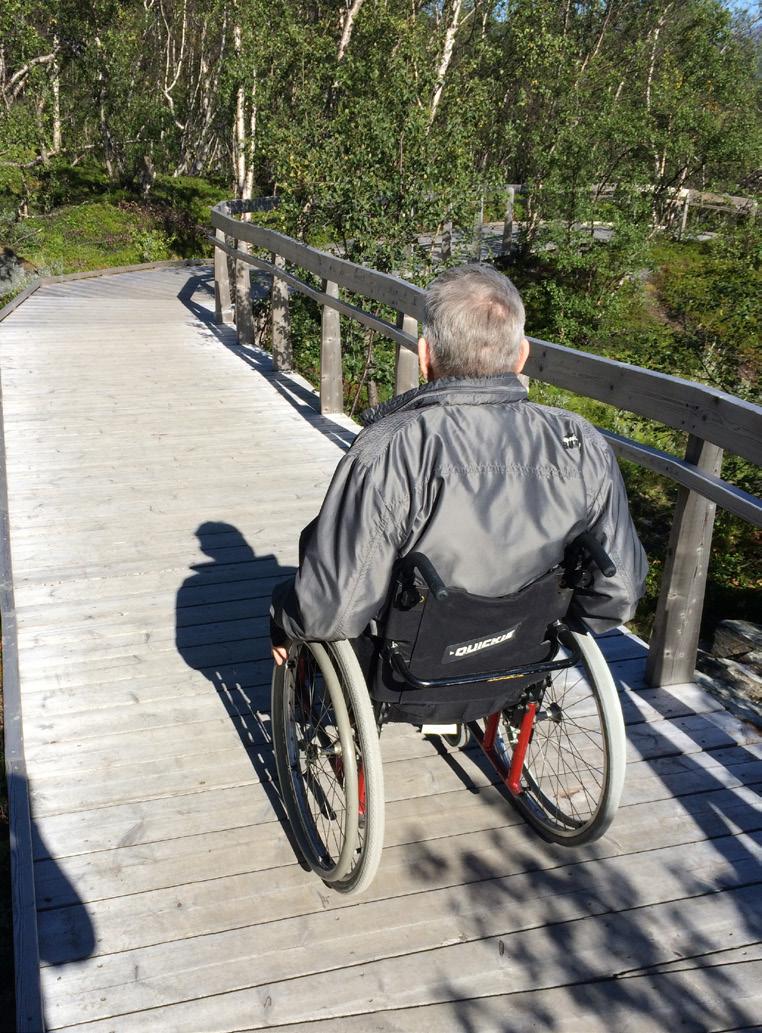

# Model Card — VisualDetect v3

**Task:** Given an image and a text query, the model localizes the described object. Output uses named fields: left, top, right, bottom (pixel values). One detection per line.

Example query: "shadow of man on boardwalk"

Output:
left=174, top=521, right=307, bottom=866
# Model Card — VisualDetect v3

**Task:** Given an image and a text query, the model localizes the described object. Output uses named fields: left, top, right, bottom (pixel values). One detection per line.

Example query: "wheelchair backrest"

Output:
left=381, top=564, right=573, bottom=686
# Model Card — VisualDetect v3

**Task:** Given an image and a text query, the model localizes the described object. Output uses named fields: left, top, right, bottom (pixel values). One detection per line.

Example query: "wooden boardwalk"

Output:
left=1, top=265, right=761, bottom=1032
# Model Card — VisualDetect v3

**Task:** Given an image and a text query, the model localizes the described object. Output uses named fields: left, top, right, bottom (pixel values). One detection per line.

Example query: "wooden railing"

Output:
left=210, top=199, right=762, bottom=689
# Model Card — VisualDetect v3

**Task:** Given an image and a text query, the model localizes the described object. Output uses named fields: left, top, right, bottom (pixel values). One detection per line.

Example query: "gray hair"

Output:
left=422, top=264, right=526, bottom=378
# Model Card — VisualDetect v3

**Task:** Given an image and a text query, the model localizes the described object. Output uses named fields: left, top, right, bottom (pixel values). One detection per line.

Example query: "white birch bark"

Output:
left=428, top=0, right=463, bottom=127
left=337, top=0, right=366, bottom=64
left=51, top=43, right=62, bottom=154
left=233, top=20, right=246, bottom=197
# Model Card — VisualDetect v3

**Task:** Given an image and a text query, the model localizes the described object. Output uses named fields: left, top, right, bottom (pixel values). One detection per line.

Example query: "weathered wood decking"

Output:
left=1, top=266, right=760, bottom=1033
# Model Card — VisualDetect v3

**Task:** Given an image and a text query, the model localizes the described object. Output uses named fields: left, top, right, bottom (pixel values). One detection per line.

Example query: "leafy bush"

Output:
left=0, top=201, right=179, bottom=275
left=132, top=228, right=171, bottom=263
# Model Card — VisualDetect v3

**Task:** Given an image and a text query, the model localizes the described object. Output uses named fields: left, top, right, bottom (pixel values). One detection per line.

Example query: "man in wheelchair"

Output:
left=269, top=263, right=648, bottom=892
left=270, top=262, right=647, bottom=707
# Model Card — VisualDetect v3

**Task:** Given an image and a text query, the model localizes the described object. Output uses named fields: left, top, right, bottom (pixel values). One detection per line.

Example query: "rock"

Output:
left=713, top=620, right=762, bottom=668
left=696, top=649, right=762, bottom=728
left=695, top=670, right=762, bottom=727
left=0, top=246, right=37, bottom=296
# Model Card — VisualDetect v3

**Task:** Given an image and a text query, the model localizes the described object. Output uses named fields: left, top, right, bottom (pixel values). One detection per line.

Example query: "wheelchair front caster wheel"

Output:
left=443, top=723, right=470, bottom=749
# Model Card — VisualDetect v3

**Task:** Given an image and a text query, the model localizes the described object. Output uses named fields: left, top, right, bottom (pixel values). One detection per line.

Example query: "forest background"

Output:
left=0, top=0, right=761, bottom=1011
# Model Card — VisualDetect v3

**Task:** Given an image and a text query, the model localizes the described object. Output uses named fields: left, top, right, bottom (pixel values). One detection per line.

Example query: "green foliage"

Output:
left=517, top=221, right=762, bottom=640
left=0, top=0, right=759, bottom=640
left=0, top=201, right=177, bottom=279
left=131, top=227, right=172, bottom=263
left=653, top=225, right=761, bottom=400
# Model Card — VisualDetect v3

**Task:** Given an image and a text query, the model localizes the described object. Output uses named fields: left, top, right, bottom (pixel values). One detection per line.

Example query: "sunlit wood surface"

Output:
left=1, top=266, right=760, bottom=1032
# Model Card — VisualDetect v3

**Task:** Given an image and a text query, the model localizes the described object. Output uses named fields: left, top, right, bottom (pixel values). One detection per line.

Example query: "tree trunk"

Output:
left=337, top=0, right=366, bottom=64
left=428, top=0, right=463, bottom=127
left=51, top=45, right=61, bottom=154
left=232, top=20, right=256, bottom=199
left=233, top=22, right=246, bottom=196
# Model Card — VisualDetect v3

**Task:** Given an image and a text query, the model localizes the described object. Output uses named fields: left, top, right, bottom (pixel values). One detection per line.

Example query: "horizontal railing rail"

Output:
left=211, top=198, right=762, bottom=688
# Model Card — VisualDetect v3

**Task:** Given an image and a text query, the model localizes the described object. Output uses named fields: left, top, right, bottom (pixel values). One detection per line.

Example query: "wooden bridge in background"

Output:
left=1, top=239, right=761, bottom=1032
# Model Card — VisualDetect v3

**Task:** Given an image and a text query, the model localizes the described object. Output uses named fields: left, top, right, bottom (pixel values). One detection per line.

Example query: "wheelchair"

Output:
left=271, top=533, right=626, bottom=896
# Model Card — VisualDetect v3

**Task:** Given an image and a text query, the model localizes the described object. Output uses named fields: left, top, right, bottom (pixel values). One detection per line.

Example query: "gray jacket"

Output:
left=271, top=374, right=648, bottom=640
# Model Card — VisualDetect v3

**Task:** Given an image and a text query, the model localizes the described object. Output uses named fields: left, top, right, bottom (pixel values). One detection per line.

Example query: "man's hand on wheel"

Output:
left=272, top=645, right=288, bottom=666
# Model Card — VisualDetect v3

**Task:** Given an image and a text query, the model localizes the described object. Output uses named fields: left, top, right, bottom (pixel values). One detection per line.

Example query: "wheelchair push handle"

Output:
left=400, top=552, right=449, bottom=600
left=576, top=532, right=616, bottom=577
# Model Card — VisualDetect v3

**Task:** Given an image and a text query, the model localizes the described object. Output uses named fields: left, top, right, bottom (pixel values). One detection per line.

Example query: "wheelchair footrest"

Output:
left=421, top=722, right=459, bottom=737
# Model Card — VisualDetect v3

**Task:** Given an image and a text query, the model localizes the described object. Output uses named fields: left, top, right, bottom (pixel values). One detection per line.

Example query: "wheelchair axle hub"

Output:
left=537, top=701, right=563, bottom=724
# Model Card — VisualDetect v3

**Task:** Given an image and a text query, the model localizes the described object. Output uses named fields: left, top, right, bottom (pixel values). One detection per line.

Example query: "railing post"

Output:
left=472, top=194, right=484, bottom=260
left=271, top=253, right=292, bottom=371
left=646, top=434, right=724, bottom=687
left=320, top=281, right=343, bottom=413
left=441, top=221, right=452, bottom=262
left=234, top=238, right=254, bottom=346
left=214, top=223, right=233, bottom=325
left=395, top=312, right=419, bottom=396
left=678, top=195, right=690, bottom=241
left=501, top=186, right=515, bottom=256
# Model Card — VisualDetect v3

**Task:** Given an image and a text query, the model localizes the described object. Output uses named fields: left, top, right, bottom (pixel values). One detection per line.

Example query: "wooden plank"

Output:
left=39, top=836, right=762, bottom=1028
left=30, top=741, right=762, bottom=873
left=320, top=280, right=343, bottom=413
left=1, top=261, right=203, bottom=328
left=270, top=253, right=291, bottom=370
left=250, top=960, right=762, bottom=1033
left=0, top=280, right=43, bottom=323
left=35, top=775, right=762, bottom=937
left=211, top=208, right=762, bottom=465
left=43, top=884, right=762, bottom=1031
left=395, top=312, right=420, bottom=395
left=28, top=737, right=497, bottom=818
left=32, top=769, right=762, bottom=914
left=213, top=224, right=233, bottom=324
left=19, top=677, right=726, bottom=758
left=525, top=336, right=762, bottom=467
left=647, top=435, right=724, bottom=686
left=234, top=237, right=255, bottom=346
left=212, top=205, right=424, bottom=317
left=212, top=235, right=418, bottom=351
left=604, top=429, right=762, bottom=527
left=0, top=359, right=45, bottom=1031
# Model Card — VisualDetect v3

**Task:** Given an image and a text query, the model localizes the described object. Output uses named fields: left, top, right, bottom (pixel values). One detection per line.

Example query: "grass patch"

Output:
left=3, top=201, right=174, bottom=279
left=0, top=167, right=233, bottom=306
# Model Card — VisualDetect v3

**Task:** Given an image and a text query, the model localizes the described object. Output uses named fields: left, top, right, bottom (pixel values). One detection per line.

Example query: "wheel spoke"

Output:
left=502, top=632, right=621, bottom=840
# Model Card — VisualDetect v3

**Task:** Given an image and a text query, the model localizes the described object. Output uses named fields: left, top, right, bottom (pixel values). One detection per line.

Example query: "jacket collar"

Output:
left=359, top=373, right=528, bottom=427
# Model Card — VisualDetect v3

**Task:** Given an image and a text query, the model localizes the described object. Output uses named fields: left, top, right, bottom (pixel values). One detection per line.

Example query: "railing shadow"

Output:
left=400, top=631, right=762, bottom=1030
left=174, top=521, right=309, bottom=870
left=176, top=269, right=356, bottom=452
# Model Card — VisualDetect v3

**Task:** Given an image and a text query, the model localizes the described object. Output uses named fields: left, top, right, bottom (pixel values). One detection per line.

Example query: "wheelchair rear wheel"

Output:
left=497, top=627, right=625, bottom=845
left=271, top=639, right=384, bottom=895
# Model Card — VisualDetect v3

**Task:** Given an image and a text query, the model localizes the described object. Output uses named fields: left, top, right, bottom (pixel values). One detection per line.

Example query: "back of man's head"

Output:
left=423, top=264, right=526, bottom=378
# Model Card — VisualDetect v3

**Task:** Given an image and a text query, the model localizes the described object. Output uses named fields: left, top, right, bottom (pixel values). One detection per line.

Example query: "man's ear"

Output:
left=418, top=336, right=435, bottom=382
left=514, top=336, right=530, bottom=375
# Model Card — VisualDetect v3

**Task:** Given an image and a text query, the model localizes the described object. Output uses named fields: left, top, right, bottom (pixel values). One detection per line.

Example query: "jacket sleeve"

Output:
left=270, top=451, right=404, bottom=642
left=569, top=435, right=649, bottom=634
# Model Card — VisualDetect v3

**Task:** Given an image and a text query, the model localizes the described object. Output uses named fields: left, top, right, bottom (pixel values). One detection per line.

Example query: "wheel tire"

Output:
left=272, top=639, right=385, bottom=895
left=443, top=723, right=471, bottom=749
left=503, top=627, right=625, bottom=845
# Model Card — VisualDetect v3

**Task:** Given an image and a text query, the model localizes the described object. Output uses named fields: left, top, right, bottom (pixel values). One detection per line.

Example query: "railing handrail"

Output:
left=211, top=200, right=762, bottom=469
left=211, top=199, right=761, bottom=689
